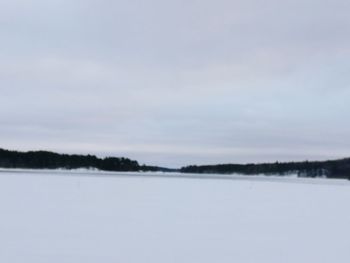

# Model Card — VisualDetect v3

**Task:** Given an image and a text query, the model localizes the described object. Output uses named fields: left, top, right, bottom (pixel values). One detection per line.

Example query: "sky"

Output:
left=1, top=0, right=350, bottom=167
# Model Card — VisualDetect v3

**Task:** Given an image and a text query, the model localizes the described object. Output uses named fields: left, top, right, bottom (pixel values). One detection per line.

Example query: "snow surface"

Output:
left=0, top=170, right=349, bottom=263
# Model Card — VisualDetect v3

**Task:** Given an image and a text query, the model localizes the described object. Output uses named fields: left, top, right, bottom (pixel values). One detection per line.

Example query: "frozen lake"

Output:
left=0, top=169, right=349, bottom=263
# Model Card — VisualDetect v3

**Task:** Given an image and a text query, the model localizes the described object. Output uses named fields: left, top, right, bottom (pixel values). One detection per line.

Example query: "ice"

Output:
left=0, top=170, right=349, bottom=263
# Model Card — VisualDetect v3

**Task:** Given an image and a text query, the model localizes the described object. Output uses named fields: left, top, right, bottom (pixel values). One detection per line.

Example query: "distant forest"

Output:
left=0, top=148, right=176, bottom=172
left=1, top=148, right=350, bottom=179
left=0, top=148, right=142, bottom=171
left=181, top=159, right=350, bottom=179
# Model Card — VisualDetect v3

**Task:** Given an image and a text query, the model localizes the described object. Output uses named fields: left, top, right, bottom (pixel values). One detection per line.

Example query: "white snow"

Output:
left=0, top=170, right=349, bottom=263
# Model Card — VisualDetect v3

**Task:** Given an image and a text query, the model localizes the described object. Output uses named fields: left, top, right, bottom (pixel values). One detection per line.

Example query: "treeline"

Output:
left=180, top=159, right=350, bottom=179
left=0, top=148, right=141, bottom=171
left=2, top=147, right=350, bottom=180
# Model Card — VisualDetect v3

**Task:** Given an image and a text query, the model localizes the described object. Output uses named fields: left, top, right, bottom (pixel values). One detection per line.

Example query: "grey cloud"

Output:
left=1, top=0, right=350, bottom=167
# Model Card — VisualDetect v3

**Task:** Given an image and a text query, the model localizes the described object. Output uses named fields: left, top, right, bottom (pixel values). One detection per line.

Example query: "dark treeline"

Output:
left=1, top=147, right=350, bottom=179
left=0, top=148, right=142, bottom=172
left=180, top=158, right=350, bottom=179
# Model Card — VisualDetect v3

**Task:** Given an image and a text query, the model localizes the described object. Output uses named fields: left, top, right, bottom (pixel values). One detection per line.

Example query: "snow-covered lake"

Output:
left=0, top=169, right=349, bottom=263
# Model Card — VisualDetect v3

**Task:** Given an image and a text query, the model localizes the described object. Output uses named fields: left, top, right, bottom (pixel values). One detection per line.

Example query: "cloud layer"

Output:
left=1, top=0, right=350, bottom=167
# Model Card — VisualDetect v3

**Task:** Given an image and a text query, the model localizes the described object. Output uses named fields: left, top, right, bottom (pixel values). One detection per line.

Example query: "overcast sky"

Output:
left=1, top=0, right=350, bottom=167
